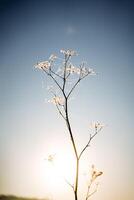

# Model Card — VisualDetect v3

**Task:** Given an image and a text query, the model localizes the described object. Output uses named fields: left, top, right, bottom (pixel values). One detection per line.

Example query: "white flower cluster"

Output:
left=80, top=67, right=96, bottom=77
left=60, top=49, right=77, bottom=56
left=66, top=64, right=96, bottom=77
left=49, top=96, right=65, bottom=106
left=35, top=61, right=51, bottom=70
left=35, top=50, right=96, bottom=79
left=91, top=165, right=103, bottom=181
left=35, top=54, right=57, bottom=70
left=89, top=122, right=105, bottom=130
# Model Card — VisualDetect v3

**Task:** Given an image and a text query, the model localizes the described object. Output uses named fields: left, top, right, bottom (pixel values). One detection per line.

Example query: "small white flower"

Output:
left=66, top=65, right=78, bottom=74
left=48, top=155, right=55, bottom=162
left=35, top=61, right=51, bottom=70
left=49, top=54, right=57, bottom=61
left=88, top=68, right=96, bottom=75
left=44, top=154, right=55, bottom=163
left=89, top=122, right=105, bottom=130
left=49, top=96, right=65, bottom=105
left=81, top=67, right=88, bottom=76
left=60, top=49, right=77, bottom=56
left=76, top=68, right=81, bottom=74
left=60, top=49, right=66, bottom=54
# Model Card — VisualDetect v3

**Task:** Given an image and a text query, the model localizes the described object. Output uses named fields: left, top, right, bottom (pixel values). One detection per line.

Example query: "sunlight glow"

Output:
left=43, top=148, right=76, bottom=190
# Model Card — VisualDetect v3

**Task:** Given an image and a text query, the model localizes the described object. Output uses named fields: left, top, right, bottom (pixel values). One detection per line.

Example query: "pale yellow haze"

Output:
left=1, top=129, right=131, bottom=200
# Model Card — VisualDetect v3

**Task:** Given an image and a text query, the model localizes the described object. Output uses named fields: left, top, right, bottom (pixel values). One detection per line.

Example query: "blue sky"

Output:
left=0, top=0, right=134, bottom=199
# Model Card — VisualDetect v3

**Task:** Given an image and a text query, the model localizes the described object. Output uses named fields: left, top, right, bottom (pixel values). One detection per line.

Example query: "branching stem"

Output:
left=40, top=53, right=101, bottom=200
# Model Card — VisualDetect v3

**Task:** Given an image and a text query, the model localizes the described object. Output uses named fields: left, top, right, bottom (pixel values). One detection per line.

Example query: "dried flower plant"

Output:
left=35, top=49, right=104, bottom=200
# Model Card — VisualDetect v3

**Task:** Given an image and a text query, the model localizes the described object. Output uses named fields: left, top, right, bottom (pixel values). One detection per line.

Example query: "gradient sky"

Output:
left=0, top=0, right=134, bottom=200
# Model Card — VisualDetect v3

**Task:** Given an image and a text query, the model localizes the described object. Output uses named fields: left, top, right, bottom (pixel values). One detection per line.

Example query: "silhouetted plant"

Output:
left=35, top=49, right=104, bottom=200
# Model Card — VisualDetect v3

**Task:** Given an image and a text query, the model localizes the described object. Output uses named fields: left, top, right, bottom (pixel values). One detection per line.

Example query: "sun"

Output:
left=43, top=148, right=76, bottom=191
left=38, top=141, right=92, bottom=198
